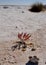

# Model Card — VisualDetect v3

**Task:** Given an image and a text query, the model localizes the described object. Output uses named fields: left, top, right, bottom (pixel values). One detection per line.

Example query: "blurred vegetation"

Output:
left=29, top=3, right=44, bottom=12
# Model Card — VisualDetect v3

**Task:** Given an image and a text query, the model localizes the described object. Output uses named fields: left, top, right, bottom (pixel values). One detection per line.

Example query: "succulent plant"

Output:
left=17, top=32, right=31, bottom=49
left=18, top=32, right=31, bottom=41
left=11, top=33, right=32, bottom=51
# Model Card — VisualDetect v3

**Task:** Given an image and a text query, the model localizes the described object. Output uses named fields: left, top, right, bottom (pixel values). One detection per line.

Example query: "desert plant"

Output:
left=18, top=32, right=31, bottom=41
left=11, top=33, right=31, bottom=51
left=29, top=3, right=44, bottom=12
left=17, top=32, right=31, bottom=49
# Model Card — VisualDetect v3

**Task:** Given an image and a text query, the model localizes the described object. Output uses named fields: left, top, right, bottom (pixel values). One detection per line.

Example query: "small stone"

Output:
left=13, top=56, right=15, bottom=58
left=31, top=48, right=36, bottom=51
left=4, top=58, right=6, bottom=60
left=22, top=11, right=24, bottom=13
left=16, top=26, right=18, bottom=28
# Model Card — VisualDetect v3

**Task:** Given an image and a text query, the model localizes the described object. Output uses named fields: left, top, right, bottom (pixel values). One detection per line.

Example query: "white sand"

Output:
left=0, top=5, right=46, bottom=65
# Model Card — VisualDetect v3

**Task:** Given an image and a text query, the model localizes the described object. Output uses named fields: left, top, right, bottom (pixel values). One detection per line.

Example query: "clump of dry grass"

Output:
left=29, top=3, right=44, bottom=12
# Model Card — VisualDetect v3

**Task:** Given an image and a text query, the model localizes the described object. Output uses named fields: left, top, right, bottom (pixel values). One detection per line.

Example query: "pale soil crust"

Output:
left=0, top=5, right=46, bottom=65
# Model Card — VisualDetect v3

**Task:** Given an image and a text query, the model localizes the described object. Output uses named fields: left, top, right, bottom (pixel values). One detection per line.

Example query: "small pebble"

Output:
left=22, top=11, right=24, bottom=13
left=31, top=48, right=36, bottom=51
left=16, top=26, right=18, bottom=28
left=4, top=58, right=6, bottom=60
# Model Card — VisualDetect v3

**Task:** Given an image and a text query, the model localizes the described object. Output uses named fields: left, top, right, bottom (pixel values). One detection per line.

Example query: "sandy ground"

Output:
left=0, top=5, right=46, bottom=65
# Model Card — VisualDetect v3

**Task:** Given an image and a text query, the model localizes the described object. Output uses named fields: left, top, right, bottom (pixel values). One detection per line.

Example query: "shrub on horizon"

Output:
left=3, top=6, right=8, bottom=9
left=29, top=3, right=44, bottom=12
